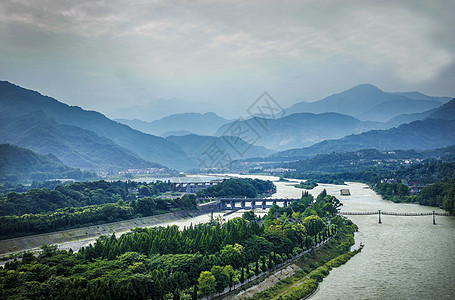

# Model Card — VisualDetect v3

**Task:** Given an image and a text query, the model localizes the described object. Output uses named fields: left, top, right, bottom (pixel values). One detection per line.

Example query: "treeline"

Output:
left=0, top=194, right=197, bottom=239
left=197, top=178, right=276, bottom=198
left=0, top=180, right=175, bottom=216
left=282, top=160, right=455, bottom=213
left=395, top=161, right=455, bottom=185
left=0, top=190, right=355, bottom=299
left=415, top=178, right=455, bottom=213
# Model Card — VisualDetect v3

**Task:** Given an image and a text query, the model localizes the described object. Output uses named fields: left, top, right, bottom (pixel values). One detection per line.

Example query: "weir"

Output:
left=216, top=198, right=300, bottom=210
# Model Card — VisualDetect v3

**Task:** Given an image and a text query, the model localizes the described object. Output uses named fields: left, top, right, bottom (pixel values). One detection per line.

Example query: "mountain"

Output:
left=0, top=144, right=97, bottom=182
left=214, top=112, right=381, bottom=151
left=286, top=84, right=445, bottom=122
left=166, top=134, right=275, bottom=169
left=357, top=98, right=442, bottom=122
left=383, top=109, right=437, bottom=129
left=384, top=98, right=455, bottom=128
left=391, top=91, right=451, bottom=103
left=0, top=110, right=161, bottom=171
left=0, top=81, right=188, bottom=170
left=425, top=98, right=455, bottom=120
left=274, top=119, right=455, bottom=159
left=116, top=112, right=230, bottom=136
left=161, top=130, right=195, bottom=138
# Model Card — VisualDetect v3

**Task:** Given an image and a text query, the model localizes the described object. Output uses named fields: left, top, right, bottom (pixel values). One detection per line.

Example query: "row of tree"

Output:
left=0, top=195, right=197, bottom=239
left=0, top=180, right=176, bottom=216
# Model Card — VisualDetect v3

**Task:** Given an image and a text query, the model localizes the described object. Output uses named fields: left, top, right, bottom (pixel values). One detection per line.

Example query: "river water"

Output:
left=231, top=175, right=455, bottom=299
left=306, top=181, right=455, bottom=300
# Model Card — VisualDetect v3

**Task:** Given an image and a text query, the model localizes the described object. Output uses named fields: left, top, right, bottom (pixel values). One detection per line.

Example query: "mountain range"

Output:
left=166, top=134, right=274, bottom=166
left=286, top=84, right=449, bottom=122
left=214, top=112, right=381, bottom=151
left=1, top=81, right=453, bottom=174
left=0, top=81, right=269, bottom=171
left=273, top=98, right=455, bottom=159
left=116, top=112, right=229, bottom=137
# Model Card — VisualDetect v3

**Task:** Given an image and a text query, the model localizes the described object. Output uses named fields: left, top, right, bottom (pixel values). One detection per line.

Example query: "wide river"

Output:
left=233, top=175, right=455, bottom=299
left=19, top=174, right=455, bottom=299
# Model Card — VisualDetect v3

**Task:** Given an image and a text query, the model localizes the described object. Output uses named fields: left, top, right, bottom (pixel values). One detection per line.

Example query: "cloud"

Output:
left=0, top=0, right=454, bottom=118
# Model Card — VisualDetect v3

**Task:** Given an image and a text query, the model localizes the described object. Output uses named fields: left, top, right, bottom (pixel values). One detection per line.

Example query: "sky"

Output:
left=1, top=0, right=454, bottom=121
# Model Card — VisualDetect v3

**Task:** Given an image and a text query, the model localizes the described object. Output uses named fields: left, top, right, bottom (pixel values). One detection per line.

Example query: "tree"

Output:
left=303, top=215, right=325, bottom=236
left=242, top=211, right=256, bottom=222
left=210, top=265, right=229, bottom=293
left=198, top=271, right=216, bottom=298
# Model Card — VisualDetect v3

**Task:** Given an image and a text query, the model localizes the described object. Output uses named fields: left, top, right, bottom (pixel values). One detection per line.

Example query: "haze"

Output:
left=0, top=0, right=454, bottom=120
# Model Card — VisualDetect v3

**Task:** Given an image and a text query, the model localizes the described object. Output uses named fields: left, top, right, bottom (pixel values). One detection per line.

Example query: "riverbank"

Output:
left=239, top=222, right=359, bottom=300
left=0, top=206, right=221, bottom=258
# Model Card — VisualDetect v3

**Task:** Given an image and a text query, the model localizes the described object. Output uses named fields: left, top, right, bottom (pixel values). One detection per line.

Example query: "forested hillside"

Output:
left=0, top=144, right=96, bottom=182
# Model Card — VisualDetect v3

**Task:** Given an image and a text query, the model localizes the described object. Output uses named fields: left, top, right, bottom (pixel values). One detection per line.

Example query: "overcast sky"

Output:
left=1, top=0, right=454, bottom=120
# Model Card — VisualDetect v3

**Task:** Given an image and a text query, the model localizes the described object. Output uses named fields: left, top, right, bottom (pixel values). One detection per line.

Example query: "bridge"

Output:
left=217, top=198, right=300, bottom=210
left=338, top=210, right=451, bottom=224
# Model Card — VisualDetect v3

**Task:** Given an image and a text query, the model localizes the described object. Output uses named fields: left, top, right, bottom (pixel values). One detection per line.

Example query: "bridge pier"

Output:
left=241, top=201, right=245, bottom=209
left=230, top=201, right=235, bottom=210
left=251, top=201, right=256, bottom=209
left=262, top=201, right=266, bottom=209
left=433, top=211, right=436, bottom=225
left=378, top=210, right=382, bottom=224
left=284, top=200, right=288, bottom=207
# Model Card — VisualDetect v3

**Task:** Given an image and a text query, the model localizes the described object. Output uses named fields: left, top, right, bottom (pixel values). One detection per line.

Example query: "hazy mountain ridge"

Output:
left=166, top=134, right=275, bottom=169
left=0, top=110, right=161, bottom=171
left=215, top=112, right=382, bottom=151
left=286, top=84, right=447, bottom=122
left=0, top=81, right=189, bottom=170
left=0, top=144, right=96, bottom=182
left=274, top=118, right=455, bottom=159
left=383, top=97, right=455, bottom=128
left=116, top=112, right=230, bottom=136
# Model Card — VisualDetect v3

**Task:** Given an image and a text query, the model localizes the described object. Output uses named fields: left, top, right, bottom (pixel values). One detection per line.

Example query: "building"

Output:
left=340, top=189, right=351, bottom=196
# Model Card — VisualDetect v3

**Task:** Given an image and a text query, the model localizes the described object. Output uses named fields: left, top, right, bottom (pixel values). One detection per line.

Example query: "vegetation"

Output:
left=196, top=178, right=276, bottom=198
left=0, top=144, right=97, bottom=182
left=0, top=189, right=354, bottom=299
left=250, top=246, right=363, bottom=300
left=0, top=180, right=197, bottom=239
left=0, top=194, right=198, bottom=239
left=294, top=179, right=318, bottom=189
left=281, top=159, right=455, bottom=213
left=415, top=178, right=455, bottom=214
left=0, top=180, right=175, bottom=216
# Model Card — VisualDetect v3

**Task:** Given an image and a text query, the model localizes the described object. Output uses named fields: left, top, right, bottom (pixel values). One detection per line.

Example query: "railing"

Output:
left=339, top=211, right=451, bottom=216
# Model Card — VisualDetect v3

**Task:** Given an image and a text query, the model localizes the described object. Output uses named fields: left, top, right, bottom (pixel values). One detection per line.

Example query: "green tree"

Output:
left=198, top=271, right=216, bottom=297
left=303, top=215, right=325, bottom=236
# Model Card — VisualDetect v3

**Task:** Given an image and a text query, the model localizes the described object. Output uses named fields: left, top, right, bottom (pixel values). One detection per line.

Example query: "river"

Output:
left=307, top=181, right=455, bottom=300
left=229, top=175, right=455, bottom=299
left=5, top=175, right=454, bottom=299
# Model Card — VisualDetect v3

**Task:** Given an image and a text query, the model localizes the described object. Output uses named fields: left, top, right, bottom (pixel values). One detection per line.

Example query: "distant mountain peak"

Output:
left=338, top=83, right=383, bottom=96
